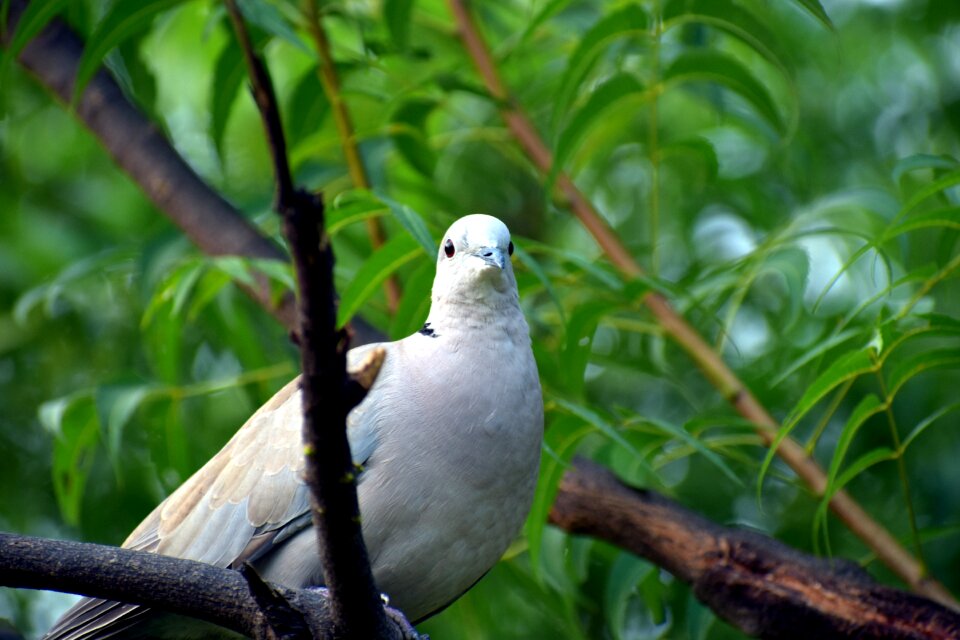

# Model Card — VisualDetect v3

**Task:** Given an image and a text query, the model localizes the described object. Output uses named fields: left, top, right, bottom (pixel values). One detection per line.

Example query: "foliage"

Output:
left=3, top=0, right=960, bottom=637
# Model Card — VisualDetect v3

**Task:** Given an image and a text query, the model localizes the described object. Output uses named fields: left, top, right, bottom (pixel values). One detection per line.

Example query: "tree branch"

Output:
left=0, top=532, right=331, bottom=639
left=549, top=459, right=960, bottom=640
left=443, top=0, right=957, bottom=609
left=225, top=2, right=394, bottom=637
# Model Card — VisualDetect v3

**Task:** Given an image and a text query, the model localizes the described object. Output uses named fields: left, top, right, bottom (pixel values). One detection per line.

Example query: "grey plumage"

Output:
left=44, top=214, right=543, bottom=639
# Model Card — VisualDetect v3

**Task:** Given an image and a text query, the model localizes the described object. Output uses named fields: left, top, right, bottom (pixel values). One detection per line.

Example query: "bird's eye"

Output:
left=508, top=241, right=514, bottom=256
left=444, top=238, right=455, bottom=258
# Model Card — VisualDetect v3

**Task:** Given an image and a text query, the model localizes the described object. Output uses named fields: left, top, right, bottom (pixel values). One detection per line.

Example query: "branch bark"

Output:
left=225, top=2, right=394, bottom=637
left=0, top=532, right=330, bottom=639
left=550, top=459, right=960, bottom=640
left=443, top=0, right=957, bottom=609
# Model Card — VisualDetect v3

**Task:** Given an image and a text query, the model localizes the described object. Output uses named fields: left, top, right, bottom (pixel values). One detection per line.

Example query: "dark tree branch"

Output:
left=549, top=458, right=960, bottom=640
left=224, top=2, right=394, bottom=638
left=0, top=532, right=333, bottom=639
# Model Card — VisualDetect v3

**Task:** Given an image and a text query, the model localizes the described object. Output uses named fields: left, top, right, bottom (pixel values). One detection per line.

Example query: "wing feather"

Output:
left=45, top=348, right=386, bottom=640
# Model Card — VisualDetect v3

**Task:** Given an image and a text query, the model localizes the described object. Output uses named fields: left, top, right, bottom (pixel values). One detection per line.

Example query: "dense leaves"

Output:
left=3, top=0, right=960, bottom=638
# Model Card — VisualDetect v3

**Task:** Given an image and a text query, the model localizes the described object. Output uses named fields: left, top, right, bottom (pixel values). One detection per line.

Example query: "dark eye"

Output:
left=444, top=238, right=455, bottom=258
left=508, top=241, right=514, bottom=256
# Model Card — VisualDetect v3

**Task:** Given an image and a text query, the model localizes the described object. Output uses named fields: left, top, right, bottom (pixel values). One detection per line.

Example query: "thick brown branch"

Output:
left=3, top=0, right=297, bottom=331
left=550, top=459, right=960, bottom=640
left=0, top=532, right=330, bottom=639
left=444, top=0, right=956, bottom=608
left=224, top=3, right=394, bottom=637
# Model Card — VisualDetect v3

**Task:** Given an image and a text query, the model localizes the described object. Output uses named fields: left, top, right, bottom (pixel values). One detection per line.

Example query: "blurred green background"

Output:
left=3, top=0, right=960, bottom=637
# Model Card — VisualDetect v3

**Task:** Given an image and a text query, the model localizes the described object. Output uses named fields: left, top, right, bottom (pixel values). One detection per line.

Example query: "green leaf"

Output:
left=664, top=49, right=785, bottom=134
left=663, top=0, right=794, bottom=74
left=526, top=415, right=595, bottom=578
left=2, top=0, right=70, bottom=70
left=641, top=416, right=742, bottom=486
left=887, top=206, right=960, bottom=237
left=210, top=28, right=248, bottom=158
left=886, top=348, right=960, bottom=398
left=758, top=348, right=877, bottom=497
left=389, top=260, right=433, bottom=340
left=337, top=233, right=425, bottom=327
left=42, top=394, right=100, bottom=526
left=73, top=0, right=185, bottom=105
left=551, top=397, right=645, bottom=463
left=605, top=554, right=655, bottom=640
left=892, top=153, right=958, bottom=183
left=236, top=0, right=309, bottom=53
left=286, top=66, right=330, bottom=146
left=552, top=4, right=651, bottom=129
left=378, top=195, right=437, bottom=256
left=95, top=384, right=154, bottom=462
left=896, top=169, right=960, bottom=221
left=549, top=73, right=647, bottom=191
left=770, top=328, right=863, bottom=387
left=383, top=0, right=414, bottom=49
left=390, top=97, right=438, bottom=177
left=900, top=402, right=960, bottom=454
left=790, top=0, right=834, bottom=30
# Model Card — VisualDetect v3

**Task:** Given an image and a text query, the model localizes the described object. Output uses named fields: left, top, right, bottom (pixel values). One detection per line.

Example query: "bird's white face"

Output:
left=433, top=214, right=516, bottom=296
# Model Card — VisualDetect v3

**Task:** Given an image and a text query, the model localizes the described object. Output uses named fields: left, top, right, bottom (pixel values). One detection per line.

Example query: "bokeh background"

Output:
left=3, top=0, right=960, bottom=637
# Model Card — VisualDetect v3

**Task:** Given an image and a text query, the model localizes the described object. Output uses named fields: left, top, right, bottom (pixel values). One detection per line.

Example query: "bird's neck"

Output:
left=424, top=288, right=527, bottom=340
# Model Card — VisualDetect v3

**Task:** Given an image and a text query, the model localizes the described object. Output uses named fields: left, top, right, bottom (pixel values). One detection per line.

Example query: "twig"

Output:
left=302, top=1, right=401, bottom=312
left=549, top=459, right=960, bottom=640
left=444, top=0, right=957, bottom=608
left=225, top=2, right=394, bottom=637
left=3, top=0, right=297, bottom=331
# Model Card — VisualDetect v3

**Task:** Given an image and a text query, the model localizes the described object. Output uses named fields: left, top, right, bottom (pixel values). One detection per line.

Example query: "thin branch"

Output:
left=549, top=459, right=960, bottom=640
left=224, top=2, right=394, bottom=637
left=443, top=0, right=957, bottom=609
left=302, top=0, right=401, bottom=313
left=0, top=532, right=331, bottom=639
left=3, top=0, right=297, bottom=332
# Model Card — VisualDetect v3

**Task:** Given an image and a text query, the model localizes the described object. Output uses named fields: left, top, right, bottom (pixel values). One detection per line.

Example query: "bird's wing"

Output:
left=44, top=343, right=385, bottom=640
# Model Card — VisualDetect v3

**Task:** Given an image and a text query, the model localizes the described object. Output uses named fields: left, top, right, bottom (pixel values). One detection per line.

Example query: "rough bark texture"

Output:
left=0, top=533, right=328, bottom=639
left=549, top=458, right=960, bottom=639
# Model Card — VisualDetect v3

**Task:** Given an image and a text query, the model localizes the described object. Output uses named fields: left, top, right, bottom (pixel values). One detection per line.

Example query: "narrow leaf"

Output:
left=337, top=234, right=424, bottom=327
left=73, top=0, right=185, bottom=105
left=549, top=73, right=647, bottom=191
left=552, top=4, right=651, bottom=129
left=664, top=49, right=785, bottom=133
left=383, top=0, right=414, bottom=49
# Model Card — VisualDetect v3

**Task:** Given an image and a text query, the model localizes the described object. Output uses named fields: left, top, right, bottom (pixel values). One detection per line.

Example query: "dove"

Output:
left=44, top=214, right=544, bottom=639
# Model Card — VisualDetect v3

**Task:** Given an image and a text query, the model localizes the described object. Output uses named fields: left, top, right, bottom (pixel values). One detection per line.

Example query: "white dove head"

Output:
left=430, top=214, right=518, bottom=308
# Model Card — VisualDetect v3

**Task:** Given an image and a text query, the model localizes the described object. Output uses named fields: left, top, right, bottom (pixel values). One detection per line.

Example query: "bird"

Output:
left=44, top=214, right=544, bottom=639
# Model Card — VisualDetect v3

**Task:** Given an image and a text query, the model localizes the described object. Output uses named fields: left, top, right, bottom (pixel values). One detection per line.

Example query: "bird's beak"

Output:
left=476, top=246, right=507, bottom=270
